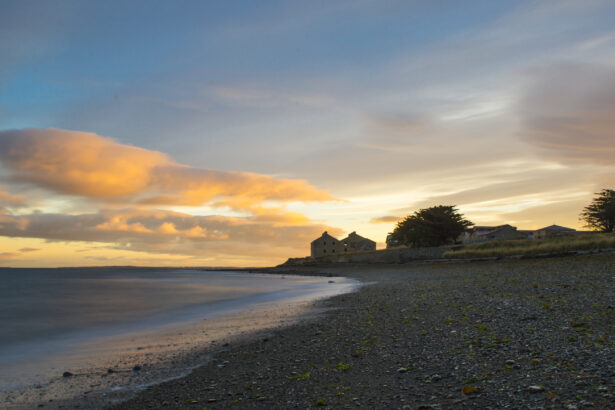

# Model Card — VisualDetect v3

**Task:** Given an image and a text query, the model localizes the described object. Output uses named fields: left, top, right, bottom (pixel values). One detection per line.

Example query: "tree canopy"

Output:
left=388, top=205, right=473, bottom=248
left=580, top=189, right=615, bottom=233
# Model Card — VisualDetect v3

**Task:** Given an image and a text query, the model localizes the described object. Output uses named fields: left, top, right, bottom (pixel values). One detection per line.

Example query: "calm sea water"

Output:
left=0, top=267, right=359, bottom=405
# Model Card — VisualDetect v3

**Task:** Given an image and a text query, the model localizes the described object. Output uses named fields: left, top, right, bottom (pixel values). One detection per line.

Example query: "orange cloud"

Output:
left=0, top=252, right=20, bottom=259
left=0, top=128, right=335, bottom=210
left=0, top=187, right=26, bottom=207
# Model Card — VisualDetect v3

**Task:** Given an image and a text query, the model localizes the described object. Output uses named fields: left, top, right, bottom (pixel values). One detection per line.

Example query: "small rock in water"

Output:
left=62, top=371, right=73, bottom=378
left=328, top=280, right=335, bottom=283
left=107, top=368, right=115, bottom=374
left=132, top=365, right=141, bottom=372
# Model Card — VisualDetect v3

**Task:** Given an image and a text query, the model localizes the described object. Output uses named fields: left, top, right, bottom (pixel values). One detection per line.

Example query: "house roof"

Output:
left=469, top=224, right=516, bottom=236
left=341, top=231, right=376, bottom=244
left=535, top=224, right=576, bottom=232
left=311, top=231, right=340, bottom=244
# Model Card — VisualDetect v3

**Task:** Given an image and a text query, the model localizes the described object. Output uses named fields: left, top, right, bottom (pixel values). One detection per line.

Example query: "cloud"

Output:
left=0, top=128, right=335, bottom=210
left=0, top=187, right=26, bottom=207
left=18, top=247, right=39, bottom=252
left=0, top=252, right=20, bottom=259
left=0, top=208, right=341, bottom=260
left=517, top=63, right=615, bottom=166
left=369, top=215, right=400, bottom=224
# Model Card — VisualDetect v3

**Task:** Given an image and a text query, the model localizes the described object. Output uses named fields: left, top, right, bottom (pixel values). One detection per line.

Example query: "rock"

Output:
left=397, top=367, right=408, bottom=373
left=132, top=365, right=142, bottom=372
left=462, top=386, right=480, bottom=395
left=62, top=371, right=73, bottom=378
left=107, top=368, right=115, bottom=374
left=527, top=385, right=545, bottom=393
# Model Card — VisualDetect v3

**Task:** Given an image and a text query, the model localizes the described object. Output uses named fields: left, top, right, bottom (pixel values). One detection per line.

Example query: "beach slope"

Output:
left=112, top=254, right=615, bottom=408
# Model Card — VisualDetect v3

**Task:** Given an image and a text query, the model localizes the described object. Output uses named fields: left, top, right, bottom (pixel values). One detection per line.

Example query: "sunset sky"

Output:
left=1, top=1, right=615, bottom=267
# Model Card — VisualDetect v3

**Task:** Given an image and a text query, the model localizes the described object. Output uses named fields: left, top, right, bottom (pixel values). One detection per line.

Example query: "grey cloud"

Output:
left=369, top=215, right=400, bottom=224
left=517, top=63, right=615, bottom=166
left=0, top=208, right=339, bottom=260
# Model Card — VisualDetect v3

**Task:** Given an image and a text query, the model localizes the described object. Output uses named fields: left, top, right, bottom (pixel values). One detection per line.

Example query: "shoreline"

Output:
left=111, top=253, right=615, bottom=409
left=1, top=273, right=359, bottom=409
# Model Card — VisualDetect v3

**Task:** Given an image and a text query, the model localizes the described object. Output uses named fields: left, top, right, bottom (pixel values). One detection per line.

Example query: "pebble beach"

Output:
left=110, top=254, right=615, bottom=409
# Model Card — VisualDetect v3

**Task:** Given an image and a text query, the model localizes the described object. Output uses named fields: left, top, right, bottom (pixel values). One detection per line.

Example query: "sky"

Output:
left=1, top=0, right=615, bottom=267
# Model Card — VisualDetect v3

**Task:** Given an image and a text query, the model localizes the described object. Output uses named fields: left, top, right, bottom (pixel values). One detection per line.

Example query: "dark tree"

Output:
left=388, top=205, right=472, bottom=247
left=580, top=189, right=615, bottom=232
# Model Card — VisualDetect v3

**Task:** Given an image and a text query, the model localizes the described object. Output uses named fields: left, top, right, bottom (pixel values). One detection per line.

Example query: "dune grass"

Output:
left=444, top=233, right=615, bottom=259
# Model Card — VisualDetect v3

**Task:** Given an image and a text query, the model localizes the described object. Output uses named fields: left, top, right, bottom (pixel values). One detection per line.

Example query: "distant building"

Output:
left=310, top=231, right=342, bottom=257
left=341, top=231, right=376, bottom=253
left=533, top=225, right=576, bottom=239
left=462, top=225, right=529, bottom=244
left=310, top=231, right=376, bottom=257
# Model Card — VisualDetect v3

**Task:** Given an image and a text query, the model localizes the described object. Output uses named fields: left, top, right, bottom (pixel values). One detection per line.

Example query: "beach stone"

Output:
left=62, top=371, right=73, bottom=378
left=132, top=365, right=141, bottom=372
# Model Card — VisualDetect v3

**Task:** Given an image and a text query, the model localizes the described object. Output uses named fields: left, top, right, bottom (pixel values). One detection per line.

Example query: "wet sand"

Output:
left=1, top=276, right=358, bottom=409
left=111, top=254, right=615, bottom=409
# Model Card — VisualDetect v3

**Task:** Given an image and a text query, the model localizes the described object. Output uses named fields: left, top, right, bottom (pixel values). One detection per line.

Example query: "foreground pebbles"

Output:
left=112, top=254, right=615, bottom=409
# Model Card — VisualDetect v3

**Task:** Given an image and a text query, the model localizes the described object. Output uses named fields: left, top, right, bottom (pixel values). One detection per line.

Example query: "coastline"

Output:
left=111, top=254, right=615, bottom=409
left=1, top=272, right=359, bottom=409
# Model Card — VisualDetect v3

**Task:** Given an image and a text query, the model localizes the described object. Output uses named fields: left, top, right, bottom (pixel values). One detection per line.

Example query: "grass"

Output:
left=443, top=233, right=615, bottom=259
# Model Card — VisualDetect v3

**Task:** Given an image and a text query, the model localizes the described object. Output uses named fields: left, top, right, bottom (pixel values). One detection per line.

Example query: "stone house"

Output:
left=462, top=224, right=529, bottom=244
left=533, top=225, right=576, bottom=239
left=310, top=231, right=342, bottom=257
left=341, top=231, right=377, bottom=253
left=311, top=231, right=376, bottom=257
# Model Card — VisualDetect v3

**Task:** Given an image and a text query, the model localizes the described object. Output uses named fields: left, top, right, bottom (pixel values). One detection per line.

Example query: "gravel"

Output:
left=111, top=254, right=615, bottom=409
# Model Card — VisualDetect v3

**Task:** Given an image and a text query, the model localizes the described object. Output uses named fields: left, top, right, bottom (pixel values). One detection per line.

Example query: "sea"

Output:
left=0, top=267, right=359, bottom=408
